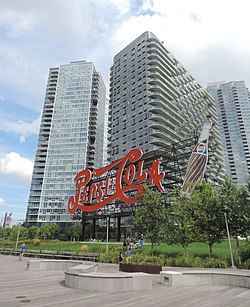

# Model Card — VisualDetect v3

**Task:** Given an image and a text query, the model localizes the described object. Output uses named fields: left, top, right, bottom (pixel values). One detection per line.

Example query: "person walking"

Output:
left=19, top=242, right=26, bottom=261
left=126, top=246, right=132, bottom=257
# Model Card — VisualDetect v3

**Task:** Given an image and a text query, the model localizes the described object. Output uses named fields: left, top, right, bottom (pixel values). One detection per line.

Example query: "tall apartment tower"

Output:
left=109, top=31, right=225, bottom=184
left=25, top=60, right=106, bottom=227
left=207, top=81, right=250, bottom=185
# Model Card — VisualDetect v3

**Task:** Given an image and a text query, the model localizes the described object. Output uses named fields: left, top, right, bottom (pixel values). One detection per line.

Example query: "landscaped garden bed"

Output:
left=119, top=262, right=162, bottom=274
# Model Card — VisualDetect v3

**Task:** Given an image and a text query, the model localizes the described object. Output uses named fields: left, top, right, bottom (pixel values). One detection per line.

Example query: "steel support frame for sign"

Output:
left=73, top=135, right=200, bottom=240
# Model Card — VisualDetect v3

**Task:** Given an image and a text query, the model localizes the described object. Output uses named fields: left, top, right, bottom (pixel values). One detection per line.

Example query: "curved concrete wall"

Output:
left=25, top=259, right=152, bottom=292
left=160, top=271, right=250, bottom=289
left=26, top=260, right=97, bottom=272
left=65, top=271, right=152, bottom=292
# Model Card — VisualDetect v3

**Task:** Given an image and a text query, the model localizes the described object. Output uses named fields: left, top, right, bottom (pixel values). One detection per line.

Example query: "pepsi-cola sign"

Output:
left=68, top=149, right=165, bottom=213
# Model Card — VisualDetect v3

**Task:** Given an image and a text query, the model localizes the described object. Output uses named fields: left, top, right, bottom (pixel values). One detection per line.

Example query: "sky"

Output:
left=1, top=0, right=250, bottom=223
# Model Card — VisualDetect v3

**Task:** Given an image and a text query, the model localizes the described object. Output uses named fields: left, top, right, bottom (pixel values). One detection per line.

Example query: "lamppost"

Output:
left=224, top=210, right=236, bottom=269
left=15, top=220, right=24, bottom=251
left=106, top=216, right=110, bottom=254
left=73, top=210, right=86, bottom=242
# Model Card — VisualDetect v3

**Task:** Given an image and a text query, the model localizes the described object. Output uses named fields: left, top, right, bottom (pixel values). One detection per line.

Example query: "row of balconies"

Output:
left=148, top=121, right=179, bottom=140
left=148, top=91, right=179, bottom=113
left=146, top=38, right=176, bottom=67
left=148, top=84, right=176, bottom=103
left=147, top=69, right=177, bottom=94
left=35, top=157, right=46, bottom=164
left=148, top=103, right=181, bottom=124
left=150, top=129, right=177, bottom=146
left=147, top=75, right=179, bottom=99
left=146, top=48, right=177, bottom=76
left=147, top=56, right=176, bottom=83
left=148, top=111, right=179, bottom=128
left=30, top=184, right=43, bottom=191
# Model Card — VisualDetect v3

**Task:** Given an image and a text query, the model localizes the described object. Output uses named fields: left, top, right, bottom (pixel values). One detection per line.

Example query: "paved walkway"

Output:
left=0, top=255, right=249, bottom=307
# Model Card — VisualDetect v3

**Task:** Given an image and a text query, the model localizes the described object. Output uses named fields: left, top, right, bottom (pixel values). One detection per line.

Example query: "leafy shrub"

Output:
left=99, top=251, right=120, bottom=263
left=172, top=255, right=228, bottom=268
left=124, top=256, right=132, bottom=263
left=40, top=239, right=60, bottom=245
left=128, top=253, right=145, bottom=264
left=174, top=255, right=199, bottom=267
left=89, top=245, right=103, bottom=253
left=161, top=257, right=175, bottom=266
left=3, top=240, right=14, bottom=246
left=31, top=238, right=41, bottom=246
left=125, top=254, right=229, bottom=268
left=241, top=246, right=250, bottom=262
left=80, top=245, right=89, bottom=252
left=201, top=257, right=228, bottom=268
left=137, top=255, right=161, bottom=265
left=242, top=259, right=250, bottom=269
left=49, top=239, right=61, bottom=244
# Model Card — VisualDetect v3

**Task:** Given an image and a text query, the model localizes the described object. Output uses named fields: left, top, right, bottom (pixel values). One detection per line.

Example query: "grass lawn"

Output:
left=20, top=239, right=248, bottom=259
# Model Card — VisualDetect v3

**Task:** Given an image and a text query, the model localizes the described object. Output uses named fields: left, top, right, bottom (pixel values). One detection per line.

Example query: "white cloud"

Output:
left=0, top=152, right=34, bottom=184
left=0, top=198, right=5, bottom=206
left=0, top=10, right=35, bottom=38
left=0, top=1, right=133, bottom=110
left=112, top=0, right=250, bottom=86
left=1, top=0, right=250, bottom=94
left=0, top=114, right=41, bottom=143
left=0, top=47, right=47, bottom=110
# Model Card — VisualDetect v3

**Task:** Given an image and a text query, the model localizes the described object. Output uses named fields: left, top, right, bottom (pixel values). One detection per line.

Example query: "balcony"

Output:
left=149, top=112, right=178, bottom=129
left=88, top=148, right=95, bottom=154
left=148, top=122, right=179, bottom=140
left=147, top=50, right=176, bottom=75
left=89, top=130, right=96, bottom=136
left=148, top=102, right=182, bottom=123
left=148, top=76, right=179, bottom=99
left=148, top=84, right=177, bottom=102
left=150, top=129, right=177, bottom=145
left=148, top=92, right=179, bottom=113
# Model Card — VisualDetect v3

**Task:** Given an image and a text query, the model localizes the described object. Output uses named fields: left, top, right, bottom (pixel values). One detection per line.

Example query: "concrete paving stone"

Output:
left=0, top=254, right=249, bottom=307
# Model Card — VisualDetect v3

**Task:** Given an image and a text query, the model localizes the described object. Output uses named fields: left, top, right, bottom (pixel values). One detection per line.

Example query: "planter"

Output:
left=119, top=262, right=162, bottom=274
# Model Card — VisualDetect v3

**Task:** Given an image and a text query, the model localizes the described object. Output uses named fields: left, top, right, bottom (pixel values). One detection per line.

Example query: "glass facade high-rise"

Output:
left=109, top=31, right=225, bottom=184
left=25, top=60, right=106, bottom=226
left=207, top=81, right=250, bottom=185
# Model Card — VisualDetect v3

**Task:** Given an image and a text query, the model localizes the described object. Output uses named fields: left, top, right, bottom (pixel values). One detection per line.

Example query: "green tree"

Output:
left=39, top=225, right=51, bottom=240
left=49, top=224, right=60, bottom=239
left=132, top=186, right=167, bottom=255
left=66, top=223, right=81, bottom=241
left=0, top=227, right=10, bottom=238
left=191, top=182, right=225, bottom=255
left=166, top=190, right=197, bottom=255
left=219, top=176, right=250, bottom=264
left=0, top=227, right=11, bottom=245
left=10, top=226, right=28, bottom=241
left=28, top=226, right=39, bottom=239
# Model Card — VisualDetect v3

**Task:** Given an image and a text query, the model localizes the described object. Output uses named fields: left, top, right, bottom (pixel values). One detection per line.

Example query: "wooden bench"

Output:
left=24, top=249, right=40, bottom=258
left=38, top=250, right=56, bottom=258
left=0, top=248, right=99, bottom=262
left=0, top=248, right=14, bottom=255
left=75, top=252, right=99, bottom=262
left=54, top=251, right=77, bottom=260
